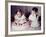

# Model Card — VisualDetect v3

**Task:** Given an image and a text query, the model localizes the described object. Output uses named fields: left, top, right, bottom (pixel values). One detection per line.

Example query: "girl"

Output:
left=12, top=9, right=23, bottom=31
left=12, top=9, right=29, bottom=31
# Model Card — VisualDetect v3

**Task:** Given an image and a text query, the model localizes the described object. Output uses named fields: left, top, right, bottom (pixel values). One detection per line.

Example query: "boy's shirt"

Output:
left=29, top=13, right=40, bottom=27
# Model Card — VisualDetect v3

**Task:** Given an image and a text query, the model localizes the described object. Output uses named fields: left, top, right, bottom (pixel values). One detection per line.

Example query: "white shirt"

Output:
left=29, top=14, right=39, bottom=27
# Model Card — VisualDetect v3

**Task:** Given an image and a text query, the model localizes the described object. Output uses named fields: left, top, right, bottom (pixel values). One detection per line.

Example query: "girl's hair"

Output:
left=32, top=7, right=38, bottom=12
left=15, top=9, right=23, bottom=16
left=11, top=9, right=23, bottom=22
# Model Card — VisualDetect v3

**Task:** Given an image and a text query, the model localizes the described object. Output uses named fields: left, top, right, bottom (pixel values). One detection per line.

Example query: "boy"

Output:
left=29, top=7, right=40, bottom=28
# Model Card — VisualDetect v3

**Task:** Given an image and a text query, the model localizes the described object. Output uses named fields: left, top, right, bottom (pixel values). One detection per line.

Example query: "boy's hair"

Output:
left=32, top=7, right=38, bottom=12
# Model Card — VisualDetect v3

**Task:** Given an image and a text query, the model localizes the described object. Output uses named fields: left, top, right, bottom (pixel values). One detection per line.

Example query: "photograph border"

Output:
left=5, top=1, right=45, bottom=36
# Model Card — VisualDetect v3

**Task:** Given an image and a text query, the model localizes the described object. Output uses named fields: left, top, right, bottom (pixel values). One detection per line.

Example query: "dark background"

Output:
left=11, top=5, right=41, bottom=16
left=11, top=5, right=41, bottom=22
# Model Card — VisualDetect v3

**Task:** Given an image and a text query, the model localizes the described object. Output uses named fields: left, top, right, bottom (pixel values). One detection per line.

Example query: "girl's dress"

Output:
left=12, top=14, right=29, bottom=31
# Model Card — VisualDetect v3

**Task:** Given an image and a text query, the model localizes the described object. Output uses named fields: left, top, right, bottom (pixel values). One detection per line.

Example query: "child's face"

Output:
left=17, top=11, right=21, bottom=17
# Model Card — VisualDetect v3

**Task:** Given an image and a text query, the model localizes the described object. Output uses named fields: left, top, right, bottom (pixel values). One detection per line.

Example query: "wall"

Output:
left=6, top=0, right=46, bottom=37
left=0, top=0, right=46, bottom=37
